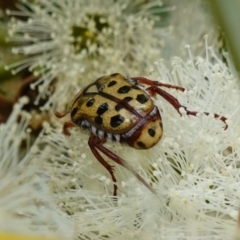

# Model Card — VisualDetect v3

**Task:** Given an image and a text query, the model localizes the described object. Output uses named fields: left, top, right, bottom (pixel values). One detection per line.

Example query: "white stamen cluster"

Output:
left=0, top=99, right=72, bottom=239
left=2, top=1, right=240, bottom=239
left=37, top=47, right=240, bottom=239
left=6, top=0, right=167, bottom=105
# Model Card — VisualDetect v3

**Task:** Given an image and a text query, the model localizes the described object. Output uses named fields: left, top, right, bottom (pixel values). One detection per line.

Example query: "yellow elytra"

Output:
left=70, top=73, right=163, bottom=149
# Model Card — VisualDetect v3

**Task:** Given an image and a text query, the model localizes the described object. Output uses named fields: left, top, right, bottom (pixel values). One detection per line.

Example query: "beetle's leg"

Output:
left=131, top=77, right=227, bottom=129
left=54, top=111, right=75, bottom=135
left=88, top=135, right=117, bottom=196
left=54, top=110, right=70, bottom=118
left=63, top=121, right=75, bottom=136
left=131, top=77, right=185, bottom=91
left=147, top=85, right=228, bottom=130
left=89, top=135, right=156, bottom=195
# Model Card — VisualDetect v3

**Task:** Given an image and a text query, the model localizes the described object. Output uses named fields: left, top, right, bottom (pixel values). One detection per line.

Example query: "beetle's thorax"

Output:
left=70, top=73, right=163, bottom=149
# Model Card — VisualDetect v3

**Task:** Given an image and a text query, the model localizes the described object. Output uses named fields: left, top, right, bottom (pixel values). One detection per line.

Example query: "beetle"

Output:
left=55, top=73, right=227, bottom=196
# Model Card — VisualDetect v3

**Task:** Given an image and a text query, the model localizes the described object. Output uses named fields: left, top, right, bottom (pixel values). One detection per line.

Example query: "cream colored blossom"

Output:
left=0, top=97, right=72, bottom=239
left=2, top=1, right=240, bottom=239
left=37, top=46, right=240, bottom=239
left=6, top=0, right=168, bottom=105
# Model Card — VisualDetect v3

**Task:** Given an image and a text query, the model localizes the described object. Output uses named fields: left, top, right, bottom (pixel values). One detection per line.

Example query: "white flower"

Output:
left=36, top=46, right=240, bottom=239
left=6, top=0, right=168, bottom=105
left=0, top=97, right=72, bottom=239
left=3, top=1, right=240, bottom=239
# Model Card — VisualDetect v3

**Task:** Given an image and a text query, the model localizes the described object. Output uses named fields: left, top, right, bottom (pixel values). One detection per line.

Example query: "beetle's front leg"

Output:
left=55, top=110, right=70, bottom=118
left=62, top=121, right=75, bottom=136
left=147, top=85, right=228, bottom=130
left=54, top=111, right=75, bottom=135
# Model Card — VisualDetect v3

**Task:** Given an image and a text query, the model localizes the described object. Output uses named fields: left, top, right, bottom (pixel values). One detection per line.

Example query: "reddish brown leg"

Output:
left=131, top=77, right=227, bottom=130
left=148, top=85, right=228, bottom=130
left=89, top=135, right=156, bottom=196
left=54, top=111, right=75, bottom=135
left=89, top=135, right=118, bottom=196
left=131, top=77, right=185, bottom=91
left=62, top=121, right=75, bottom=136
left=54, top=111, right=70, bottom=118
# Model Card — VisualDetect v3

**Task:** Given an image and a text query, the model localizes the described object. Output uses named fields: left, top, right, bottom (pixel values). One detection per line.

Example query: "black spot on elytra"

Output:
left=117, top=85, right=131, bottom=94
left=94, top=116, right=103, bottom=125
left=136, top=94, right=148, bottom=104
left=123, top=96, right=133, bottom=102
left=115, top=104, right=123, bottom=111
left=148, top=128, right=156, bottom=137
left=97, top=102, right=109, bottom=115
left=107, top=80, right=117, bottom=87
left=71, top=107, right=78, bottom=118
left=137, top=141, right=146, bottom=148
left=86, top=98, right=95, bottom=107
left=110, top=114, right=125, bottom=128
